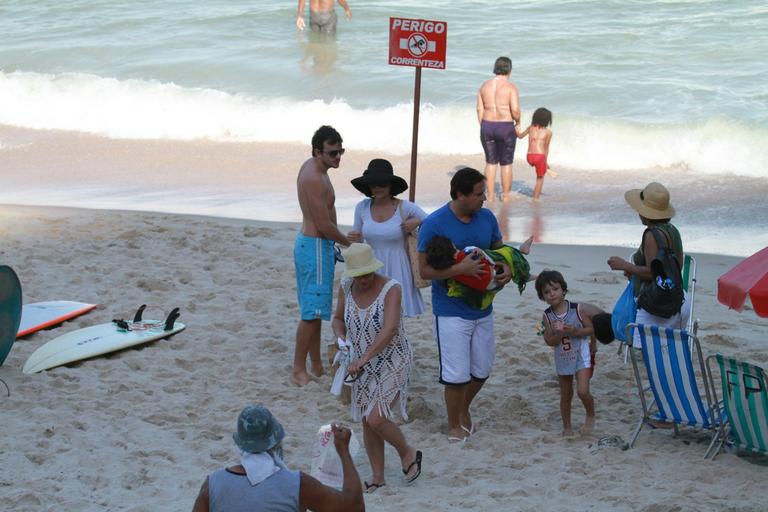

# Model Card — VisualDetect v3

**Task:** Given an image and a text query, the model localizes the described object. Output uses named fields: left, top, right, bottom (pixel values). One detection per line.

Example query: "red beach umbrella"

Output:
left=717, top=247, right=768, bottom=318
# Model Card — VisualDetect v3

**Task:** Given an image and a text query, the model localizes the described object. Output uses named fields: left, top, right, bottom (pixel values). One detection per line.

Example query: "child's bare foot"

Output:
left=562, top=427, right=574, bottom=437
left=580, top=416, right=595, bottom=434
left=519, top=235, right=534, bottom=255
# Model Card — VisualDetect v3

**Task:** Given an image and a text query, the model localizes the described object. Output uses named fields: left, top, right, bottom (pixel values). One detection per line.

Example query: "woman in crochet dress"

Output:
left=331, top=243, right=422, bottom=493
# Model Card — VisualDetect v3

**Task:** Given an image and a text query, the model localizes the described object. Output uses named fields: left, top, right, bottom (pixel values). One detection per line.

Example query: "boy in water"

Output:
left=517, top=108, right=553, bottom=201
left=425, top=235, right=534, bottom=310
left=536, top=270, right=595, bottom=435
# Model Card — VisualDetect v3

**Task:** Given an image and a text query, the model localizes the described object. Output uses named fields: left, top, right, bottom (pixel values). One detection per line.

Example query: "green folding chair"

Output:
left=705, top=354, right=768, bottom=459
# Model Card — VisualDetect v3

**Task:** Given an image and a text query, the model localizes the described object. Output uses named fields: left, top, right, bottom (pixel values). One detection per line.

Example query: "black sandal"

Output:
left=402, top=450, right=422, bottom=483
left=344, top=367, right=365, bottom=383
left=364, top=481, right=385, bottom=493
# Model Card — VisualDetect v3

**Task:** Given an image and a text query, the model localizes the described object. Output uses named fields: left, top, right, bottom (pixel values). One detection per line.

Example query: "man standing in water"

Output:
left=476, top=56, right=520, bottom=203
left=293, top=125, right=351, bottom=386
left=296, top=0, right=352, bottom=34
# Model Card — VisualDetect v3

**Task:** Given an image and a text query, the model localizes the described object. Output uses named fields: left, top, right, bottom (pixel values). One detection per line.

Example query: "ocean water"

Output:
left=0, top=1, right=766, bottom=255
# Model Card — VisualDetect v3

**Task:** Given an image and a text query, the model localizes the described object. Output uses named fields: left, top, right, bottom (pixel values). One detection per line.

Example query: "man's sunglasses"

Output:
left=323, top=148, right=346, bottom=158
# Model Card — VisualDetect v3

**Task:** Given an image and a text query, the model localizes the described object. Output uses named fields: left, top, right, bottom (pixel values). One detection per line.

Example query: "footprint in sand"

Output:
left=702, top=334, right=738, bottom=348
left=406, top=395, right=437, bottom=421
left=580, top=272, right=623, bottom=285
left=243, top=226, right=275, bottom=238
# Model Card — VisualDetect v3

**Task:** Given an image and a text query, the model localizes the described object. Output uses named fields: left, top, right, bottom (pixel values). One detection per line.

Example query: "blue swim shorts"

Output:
left=294, top=233, right=336, bottom=321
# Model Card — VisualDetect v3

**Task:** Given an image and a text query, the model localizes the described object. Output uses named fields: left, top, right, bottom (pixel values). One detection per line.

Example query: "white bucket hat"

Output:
left=342, top=243, right=384, bottom=278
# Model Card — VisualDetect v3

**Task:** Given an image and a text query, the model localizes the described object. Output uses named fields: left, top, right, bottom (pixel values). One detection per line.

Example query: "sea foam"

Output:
left=1, top=70, right=765, bottom=178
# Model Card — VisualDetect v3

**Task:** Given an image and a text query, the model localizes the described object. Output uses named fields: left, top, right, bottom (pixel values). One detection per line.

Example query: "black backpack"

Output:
left=637, top=228, right=684, bottom=318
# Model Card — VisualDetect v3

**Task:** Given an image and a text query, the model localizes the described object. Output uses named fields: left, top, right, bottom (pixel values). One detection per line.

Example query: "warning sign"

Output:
left=389, top=17, right=447, bottom=69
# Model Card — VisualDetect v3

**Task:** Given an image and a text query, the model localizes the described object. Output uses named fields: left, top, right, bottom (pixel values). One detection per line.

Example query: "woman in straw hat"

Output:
left=348, top=159, right=428, bottom=317
left=607, top=182, right=691, bottom=345
left=331, top=243, right=422, bottom=493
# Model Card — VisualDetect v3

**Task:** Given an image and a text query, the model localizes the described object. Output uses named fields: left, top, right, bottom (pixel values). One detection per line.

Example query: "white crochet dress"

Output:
left=342, top=277, right=413, bottom=422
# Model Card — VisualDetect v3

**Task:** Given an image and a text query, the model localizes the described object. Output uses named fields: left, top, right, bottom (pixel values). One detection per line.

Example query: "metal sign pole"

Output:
left=409, top=66, right=422, bottom=203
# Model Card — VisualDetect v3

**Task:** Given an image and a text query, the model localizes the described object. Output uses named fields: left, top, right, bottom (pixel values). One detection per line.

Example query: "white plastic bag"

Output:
left=309, top=424, right=359, bottom=489
left=330, top=337, right=352, bottom=396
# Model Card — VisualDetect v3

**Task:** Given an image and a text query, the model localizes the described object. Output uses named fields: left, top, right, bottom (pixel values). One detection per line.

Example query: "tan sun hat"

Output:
left=624, top=182, right=676, bottom=220
left=342, top=243, right=384, bottom=278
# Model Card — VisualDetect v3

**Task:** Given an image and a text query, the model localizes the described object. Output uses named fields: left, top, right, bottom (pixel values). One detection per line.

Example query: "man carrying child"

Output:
left=417, top=167, right=512, bottom=443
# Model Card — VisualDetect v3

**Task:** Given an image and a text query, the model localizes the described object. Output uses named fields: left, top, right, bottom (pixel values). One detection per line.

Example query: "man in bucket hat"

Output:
left=192, top=405, right=364, bottom=512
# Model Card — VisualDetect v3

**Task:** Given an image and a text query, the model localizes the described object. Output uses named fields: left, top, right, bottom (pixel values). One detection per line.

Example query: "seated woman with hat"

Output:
left=347, top=159, right=428, bottom=317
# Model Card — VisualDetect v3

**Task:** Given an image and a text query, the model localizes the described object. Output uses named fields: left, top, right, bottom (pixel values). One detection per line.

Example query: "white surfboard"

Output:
left=17, top=301, right=97, bottom=338
left=23, top=309, right=184, bottom=374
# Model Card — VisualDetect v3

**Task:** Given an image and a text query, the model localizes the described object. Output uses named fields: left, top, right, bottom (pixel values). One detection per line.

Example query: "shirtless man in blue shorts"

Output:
left=476, top=56, right=521, bottom=203
left=296, top=0, right=352, bottom=34
left=293, top=125, right=351, bottom=386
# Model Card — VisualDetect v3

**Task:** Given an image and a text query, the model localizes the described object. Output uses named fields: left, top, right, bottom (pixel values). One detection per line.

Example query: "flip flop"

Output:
left=447, top=436, right=467, bottom=444
left=364, top=481, right=385, bottom=494
left=402, top=450, right=422, bottom=483
left=461, top=423, right=475, bottom=436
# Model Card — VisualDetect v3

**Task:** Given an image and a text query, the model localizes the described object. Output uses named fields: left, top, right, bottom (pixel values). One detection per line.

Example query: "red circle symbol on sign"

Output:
left=407, top=33, right=429, bottom=57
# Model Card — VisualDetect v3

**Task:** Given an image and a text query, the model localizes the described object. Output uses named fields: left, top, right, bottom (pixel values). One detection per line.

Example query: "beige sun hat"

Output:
left=342, top=243, right=384, bottom=278
left=624, top=182, right=676, bottom=220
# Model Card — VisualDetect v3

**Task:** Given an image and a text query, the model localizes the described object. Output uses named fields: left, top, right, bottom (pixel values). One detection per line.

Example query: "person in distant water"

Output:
left=517, top=108, right=553, bottom=201
left=191, top=405, right=365, bottom=512
left=476, top=56, right=521, bottom=203
left=296, top=0, right=352, bottom=34
left=293, top=125, right=351, bottom=387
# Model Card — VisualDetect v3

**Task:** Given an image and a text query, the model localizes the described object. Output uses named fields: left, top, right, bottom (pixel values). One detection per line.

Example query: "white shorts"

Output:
left=433, top=314, right=495, bottom=385
left=633, top=290, right=692, bottom=349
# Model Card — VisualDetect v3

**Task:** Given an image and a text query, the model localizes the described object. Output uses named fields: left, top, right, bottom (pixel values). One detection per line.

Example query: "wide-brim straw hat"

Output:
left=342, top=243, right=384, bottom=278
left=351, top=159, right=409, bottom=197
left=232, top=405, right=285, bottom=453
left=624, top=182, right=676, bottom=220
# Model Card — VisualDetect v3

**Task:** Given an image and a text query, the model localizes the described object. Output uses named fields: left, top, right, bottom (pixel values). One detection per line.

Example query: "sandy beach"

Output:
left=1, top=203, right=765, bottom=511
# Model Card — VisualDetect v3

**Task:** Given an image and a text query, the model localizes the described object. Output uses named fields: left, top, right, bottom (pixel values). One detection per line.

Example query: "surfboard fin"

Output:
left=112, top=319, right=131, bottom=331
left=133, top=304, right=147, bottom=323
left=164, top=308, right=181, bottom=331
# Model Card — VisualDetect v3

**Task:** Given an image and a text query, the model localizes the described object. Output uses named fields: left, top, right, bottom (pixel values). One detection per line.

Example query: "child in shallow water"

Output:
left=425, top=235, right=534, bottom=310
left=517, top=107, right=554, bottom=201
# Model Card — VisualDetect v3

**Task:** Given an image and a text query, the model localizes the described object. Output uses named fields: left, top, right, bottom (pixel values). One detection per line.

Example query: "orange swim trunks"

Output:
left=527, top=153, right=547, bottom=177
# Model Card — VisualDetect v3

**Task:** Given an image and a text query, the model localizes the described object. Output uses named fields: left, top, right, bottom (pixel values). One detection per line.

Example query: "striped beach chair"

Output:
left=705, top=355, right=768, bottom=459
left=626, top=323, right=721, bottom=454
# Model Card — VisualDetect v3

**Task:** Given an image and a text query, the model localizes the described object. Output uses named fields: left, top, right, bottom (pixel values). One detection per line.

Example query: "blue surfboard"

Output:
left=0, top=266, right=23, bottom=366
